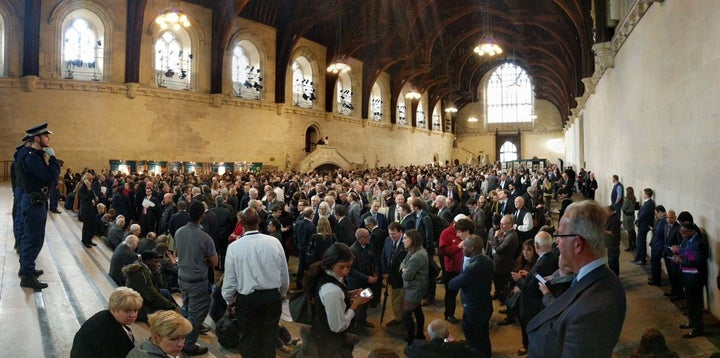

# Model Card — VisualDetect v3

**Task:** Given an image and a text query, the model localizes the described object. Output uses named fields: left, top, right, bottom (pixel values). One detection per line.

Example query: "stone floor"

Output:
left=1, top=183, right=719, bottom=357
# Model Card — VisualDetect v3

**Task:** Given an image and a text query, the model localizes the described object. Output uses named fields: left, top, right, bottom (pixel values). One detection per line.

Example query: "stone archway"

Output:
left=305, top=125, right=320, bottom=153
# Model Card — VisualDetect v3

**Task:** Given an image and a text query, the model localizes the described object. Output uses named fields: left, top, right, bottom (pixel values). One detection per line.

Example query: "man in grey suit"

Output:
left=527, top=200, right=626, bottom=357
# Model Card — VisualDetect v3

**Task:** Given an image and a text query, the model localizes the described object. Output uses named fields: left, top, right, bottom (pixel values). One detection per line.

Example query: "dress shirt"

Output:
left=574, top=257, right=606, bottom=282
left=222, top=230, right=290, bottom=303
left=319, top=270, right=355, bottom=332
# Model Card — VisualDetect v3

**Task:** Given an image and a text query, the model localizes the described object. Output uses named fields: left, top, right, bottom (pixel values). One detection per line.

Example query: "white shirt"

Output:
left=318, top=270, right=355, bottom=333
left=222, top=230, right=290, bottom=303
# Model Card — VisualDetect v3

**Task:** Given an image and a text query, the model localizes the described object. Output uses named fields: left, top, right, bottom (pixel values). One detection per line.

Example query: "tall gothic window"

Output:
left=370, top=82, right=383, bottom=121
left=62, top=13, right=104, bottom=81
left=0, top=13, right=5, bottom=76
left=231, top=40, right=262, bottom=100
left=416, top=103, right=425, bottom=128
left=292, top=57, right=315, bottom=108
left=486, top=63, right=533, bottom=123
left=155, top=31, right=192, bottom=90
left=396, top=93, right=407, bottom=125
left=336, top=72, right=353, bottom=115
left=432, top=104, right=441, bottom=131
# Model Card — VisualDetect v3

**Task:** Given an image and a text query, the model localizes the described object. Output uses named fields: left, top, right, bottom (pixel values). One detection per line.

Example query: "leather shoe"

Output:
left=361, top=321, right=375, bottom=328
left=385, top=319, right=400, bottom=327
left=683, top=331, right=703, bottom=339
left=445, top=316, right=459, bottom=324
left=183, top=344, right=209, bottom=356
left=679, top=324, right=694, bottom=329
left=20, top=276, right=48, bottom=290
left=18, top=270, right=44, bottom=277
left=497, top=319, right=516, bottom=326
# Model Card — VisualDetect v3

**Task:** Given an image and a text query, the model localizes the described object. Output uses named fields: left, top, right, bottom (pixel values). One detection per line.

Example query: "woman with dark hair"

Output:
left=400, top=229, right=429, bottom=345
left=301, top=243, right=372, bottom=357
left=622, top=187, right=638, bottom=252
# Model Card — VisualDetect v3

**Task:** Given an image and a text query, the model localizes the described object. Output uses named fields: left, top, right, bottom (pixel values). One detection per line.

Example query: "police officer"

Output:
left=18, top=123, right=61, bottom=290
left=11, top=135, right=32, bottom=254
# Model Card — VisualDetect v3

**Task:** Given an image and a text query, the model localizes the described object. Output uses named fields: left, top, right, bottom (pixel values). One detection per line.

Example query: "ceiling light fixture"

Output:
left=405, top=88, right=421, bottom=100
left=155, top=1, right=191, bottom=31
left=468, top=116, right=479, bottom=122
left=474, top=4, right=502, bottom=57
left=327, top=11, right=351, bottom=74
left=445, top=105, right=458, bottom=113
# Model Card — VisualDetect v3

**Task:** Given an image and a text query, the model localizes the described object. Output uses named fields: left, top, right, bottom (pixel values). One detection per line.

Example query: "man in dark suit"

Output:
left=360, top=199, right=388, bottom=231
left=398, top=203, right=416, bottom=232
left=527, top=200, right=626, bottom=357
left=405, top=319, right=477, bottom=357
left=380, top=222, right=408, bottom=327
left=515, top=231, right=558, bottom=355
left=663, top=210, right=684, bottom=299
left=387, top=193, right=406, bottom=224
left=292, top=207, right=316, bottom=289
left=633, top=188, right=655, bottom=265
left=333, top=205, right=356, bottom=246
left=448, top=234, right=494, bottom=356
left=648, top=205, right=667, bottom=285
left=347, top=228, right=378, bottom=329
left=674, top=221, right=708, bottom=338
left=169, top=200, right=190, bottom=237
left=365, top=216, right=387, bottom=306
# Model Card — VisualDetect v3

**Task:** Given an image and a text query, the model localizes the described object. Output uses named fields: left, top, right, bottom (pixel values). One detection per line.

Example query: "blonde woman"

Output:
left=127, top=310, right=193, bottom=357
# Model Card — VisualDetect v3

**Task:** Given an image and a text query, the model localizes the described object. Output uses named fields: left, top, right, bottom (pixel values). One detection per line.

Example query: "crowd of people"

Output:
left=11, top=126, right=710, bottom=356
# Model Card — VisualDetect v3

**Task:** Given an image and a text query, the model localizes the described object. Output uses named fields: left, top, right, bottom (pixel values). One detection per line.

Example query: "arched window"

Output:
left=432, top=103, right=441, bottom=131
left=292, top=56, right=315, bottom=108
left=0, top=13, right=5, bottom=76
left=499, top=141, right=518, bottom=162
left=61, top=11, right=104, bottom=81
left=155, top=30, right=192, bottom=90
left=396, top=93, right=407, bottom=125
left=231, top=40, right=262, bottom=100
left=336, top=72, right=353, bottom=115
left=370, top=82, right=382, bottom=121
left=416, top=103, right=425, bottom=128
left=486, top=63, right=533, bottom=123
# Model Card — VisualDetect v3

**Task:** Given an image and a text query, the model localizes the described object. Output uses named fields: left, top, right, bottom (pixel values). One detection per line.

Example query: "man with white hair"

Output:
left=108, top=235, right=139, bottom=286
left=405, top=319, right=474, bottom=356
left=104, top=215, right=126, bottom=250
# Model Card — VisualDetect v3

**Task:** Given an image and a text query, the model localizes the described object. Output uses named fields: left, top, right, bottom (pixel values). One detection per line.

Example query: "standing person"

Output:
left=346, top=228, right=378, bottom=329
left=610, top=175, right=624, bottom=214
left=18, top=123, right=61, bottom=290
left=622, top=187, right=638, bottom=252
left=222, top=207, right=289, bottom=358
left=300, top=243, right=372, bottom=357
left=174, top=200, right=218, bottom=356
left=293, top=207, right=317, bottom=289
left=663, top=210, right=684, bottom=300
left=605, top=206, right=622, bottom=276
left=448, top=234, right=494, bottom=356
left=492, top=215, right=519, bottom=302
left=674, top=221, right=708, bottom=339
left=633, top=188, right=655, bottom=265
left=400, top=229, right=429, bottom=346
left=648, top=205, right=667, bottom=285
left=78, top=172, right=99, bottom=248
left=380, top=222, right=408, bottom=327
left=11, top=135, right=31, bottom=254
left=527, top=200, right=626, bottom=357
left=70, top=287, right=142, bottom=358
left=438, top=216, right=474, bottom=324
left=585, top=172, right=598, bottom=200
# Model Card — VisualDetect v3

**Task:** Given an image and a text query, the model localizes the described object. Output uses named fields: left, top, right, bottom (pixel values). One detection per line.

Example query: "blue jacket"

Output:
left=448, top=254, right=493, bottom=316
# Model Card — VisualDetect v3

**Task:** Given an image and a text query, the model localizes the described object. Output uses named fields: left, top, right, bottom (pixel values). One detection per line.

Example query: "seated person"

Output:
left=108, top=235, right=140, bottom=286
left=104, top=215, right=126, bottom=250
left=70, top=287, right=143, bottom=358
left=123, top=250, right=179, bottom=322
left=127, top=310, right=192, bottom=358
left=153, top=243, right=179, bottom=292
left=405, top=319, right=477, bottom=357
left=137, top=231, right=158, bottom=254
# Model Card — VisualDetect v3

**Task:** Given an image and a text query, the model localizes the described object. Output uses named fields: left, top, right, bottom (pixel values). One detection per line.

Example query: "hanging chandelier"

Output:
left=445, top=105, right=458, bottom=113
left=405, top=88, right=421, bottom=100
left=468, top=116, right=479, bottom=122
left=327, top=56, right=351, bottom=74
left=155, top=1, right=191, bottom=31
left=474, top=5, right=502, bottom=57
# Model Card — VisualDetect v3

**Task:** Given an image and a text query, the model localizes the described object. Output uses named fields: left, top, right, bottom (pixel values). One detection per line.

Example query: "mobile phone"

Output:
left=534, top=273, right=547, bottom=284
left=360, top=288, right=373, bottom=298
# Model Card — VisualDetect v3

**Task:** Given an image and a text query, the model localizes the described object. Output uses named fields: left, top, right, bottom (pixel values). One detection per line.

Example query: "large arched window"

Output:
left=231, top=40, right=262, bottom=100
left=396, top=93, right=407, bottom=125
left=292, top=56, right=315, bottom=108
left=61, top=11, right=104, bottom=81
left=416, top=103, right=425, bottom=128
left=336, top=72, right=353, bottom=115
left=154, top=30, right=192, bottom=90
left=432, top=103, right=441, bottom=131
left=370, top=82, right=383, bottom=121
left=499, top=141, right=518, bottom=162
left=486, top=63, right=533, bottom=123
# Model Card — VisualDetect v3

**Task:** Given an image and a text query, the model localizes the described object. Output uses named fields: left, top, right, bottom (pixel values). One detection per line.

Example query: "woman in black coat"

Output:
left=78, top=173, right=98, bottom=247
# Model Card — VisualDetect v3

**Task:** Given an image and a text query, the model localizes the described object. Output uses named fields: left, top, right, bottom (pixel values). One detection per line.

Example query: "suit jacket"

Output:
left=527, top=265, right=626, bottom=358
left=360, top=211, right=388, bottom=231
left=518, top=252, right=558, bottom=320
left=369, top=226, right=387, bottom=265
left=70, top=310, right=135, bottom=358
left=334, top=216, right=356, bottom=246
left=381, top=237, right=407, bottom=288
left=400, top=214, right=416, bottom=232
left=387, top=204, right=401, bottom=223
left=448, top=254, right=493, bottom=316
left=650, top=217, right=667, bottom=253
left=168, top=210, right=190, bottom=237
left=635, top=199, right=655, bottom=229
left=347, top=241, right=376, bottom=290
left=109, top=243, right=138, bottom=286
left=663, top=222, right=682, bottom=256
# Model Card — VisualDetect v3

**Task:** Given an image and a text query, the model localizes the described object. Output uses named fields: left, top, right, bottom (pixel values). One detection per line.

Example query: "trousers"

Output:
left=19, top=195, right=47, bottom=277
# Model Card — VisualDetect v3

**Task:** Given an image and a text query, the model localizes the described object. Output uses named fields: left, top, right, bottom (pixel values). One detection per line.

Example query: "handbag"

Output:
left=289, top=290, right=314, bottom=325
left=216, top=311, right=241, bottom=350
left=504, top=291, right=521, bottom=310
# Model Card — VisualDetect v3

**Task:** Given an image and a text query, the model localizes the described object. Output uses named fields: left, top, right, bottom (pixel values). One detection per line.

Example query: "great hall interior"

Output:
left=1, top=0, right=720, bottom=356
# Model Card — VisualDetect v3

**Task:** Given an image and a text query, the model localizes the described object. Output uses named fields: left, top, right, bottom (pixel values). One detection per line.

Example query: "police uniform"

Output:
left=11, top=135, right=31, bottom=253
left=18, top=123, right=61, bottom=290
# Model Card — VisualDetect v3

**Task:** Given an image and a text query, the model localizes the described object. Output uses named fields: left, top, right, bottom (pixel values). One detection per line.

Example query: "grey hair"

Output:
left=426, top=319, right=448, bottom=340
left=563, top=200, right=607, bottom=257
left=115, top=215, right=125, bottom=226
